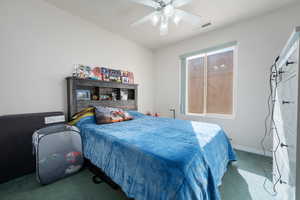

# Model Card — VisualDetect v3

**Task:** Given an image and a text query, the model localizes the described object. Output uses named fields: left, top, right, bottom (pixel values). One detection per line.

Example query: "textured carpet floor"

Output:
left=0, top=150, right=273, bottom=200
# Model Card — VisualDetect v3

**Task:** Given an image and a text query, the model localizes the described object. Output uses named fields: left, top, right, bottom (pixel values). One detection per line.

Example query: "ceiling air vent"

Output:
left=201, top=22, right=212, bottom=28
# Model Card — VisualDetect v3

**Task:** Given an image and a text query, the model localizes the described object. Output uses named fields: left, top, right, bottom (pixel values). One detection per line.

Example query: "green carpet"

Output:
left=0, top=150, right=273, bottom=200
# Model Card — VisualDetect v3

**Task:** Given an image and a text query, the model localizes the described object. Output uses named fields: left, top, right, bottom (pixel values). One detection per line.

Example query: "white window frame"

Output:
left=185, top=46, right=238, bottom=119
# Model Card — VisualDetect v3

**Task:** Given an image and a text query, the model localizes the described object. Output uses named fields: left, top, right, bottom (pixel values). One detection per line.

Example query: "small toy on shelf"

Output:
left=92, top=94, right=98, bottom=101
left=99, top=95, right=111, bottom=101
left=112, top=92, right=117, bottom=101
left=101, top=67, right=110, bottom=81
left=85, top=66, right=92, bottom=79
left=73, top=64, right=92, bottom=79
left=91, top=67, right=102, bottom=80
left=121, top=70, right=129, bottom=84
left=121, top=89, right=128, bottom=100
left=72, top=64, right=79, bottom=77
left=109, top=69, right=121, bottom=82
left=128, top=72, right=134, bottom=84
left=72, top=65, right=134, bottom=84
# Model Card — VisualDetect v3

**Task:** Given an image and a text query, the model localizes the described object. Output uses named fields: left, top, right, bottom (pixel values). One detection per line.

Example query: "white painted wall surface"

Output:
left=1, top=0, right=300, bottom=154
left=153, top=3, right=300, bottom=154
left=0, top=0, right=154, bottom=115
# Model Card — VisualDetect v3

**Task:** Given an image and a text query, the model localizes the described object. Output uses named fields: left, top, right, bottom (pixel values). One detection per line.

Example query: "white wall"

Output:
left=0, top=0, right=154, bottom=115
left=153, top=3, right=300, bottom=154
left=1, top=0, right=299, bottom=154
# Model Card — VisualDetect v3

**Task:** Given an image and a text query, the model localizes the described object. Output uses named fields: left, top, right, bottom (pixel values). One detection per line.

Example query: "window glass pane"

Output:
left=206, top=50, right=233, bottom=114
left=187, top=56, right=205, bottom=114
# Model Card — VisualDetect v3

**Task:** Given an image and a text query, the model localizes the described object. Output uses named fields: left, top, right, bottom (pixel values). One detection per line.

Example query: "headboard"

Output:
left=66, top=77, right=138, bottom=120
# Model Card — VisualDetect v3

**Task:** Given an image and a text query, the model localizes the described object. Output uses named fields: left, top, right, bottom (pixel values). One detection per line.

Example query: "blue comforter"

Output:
left=76, top=112, right=236, bottom=200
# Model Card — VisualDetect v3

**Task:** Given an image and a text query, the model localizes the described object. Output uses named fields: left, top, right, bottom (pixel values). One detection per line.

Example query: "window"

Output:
left=182, top=44, right=236, bottom=118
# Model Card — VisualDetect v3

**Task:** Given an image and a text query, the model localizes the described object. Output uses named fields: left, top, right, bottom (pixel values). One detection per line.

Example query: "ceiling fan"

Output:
left=130, top=0, right=201, bottom=35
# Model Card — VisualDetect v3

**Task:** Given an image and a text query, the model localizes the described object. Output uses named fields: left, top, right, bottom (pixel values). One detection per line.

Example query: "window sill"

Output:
left=185, top=113, right=235, bottom=120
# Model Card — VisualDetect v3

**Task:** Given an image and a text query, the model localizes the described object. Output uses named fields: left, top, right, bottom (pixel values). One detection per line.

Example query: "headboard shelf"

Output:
left=66, top=77, right=138, bottom=120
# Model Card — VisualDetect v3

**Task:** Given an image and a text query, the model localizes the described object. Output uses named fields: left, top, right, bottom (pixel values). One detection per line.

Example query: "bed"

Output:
left=75, top=111, right=236, bottom=200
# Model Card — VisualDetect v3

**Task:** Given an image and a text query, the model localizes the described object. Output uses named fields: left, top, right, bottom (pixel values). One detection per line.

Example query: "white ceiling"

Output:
left=45, top=0, right=296, bottom=49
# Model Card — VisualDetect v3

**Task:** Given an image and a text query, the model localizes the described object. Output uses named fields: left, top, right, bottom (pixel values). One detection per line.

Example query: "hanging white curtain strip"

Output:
left=180, top=58, right=187, bottom=114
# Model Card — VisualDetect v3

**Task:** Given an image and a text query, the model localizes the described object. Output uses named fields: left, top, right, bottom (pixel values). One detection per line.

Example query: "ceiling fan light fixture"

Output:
left=173, top=14, right=182, bottom=26
left=163, top=5, right=174, bottom=18
left=160, top=24, right=168, bottom=35
left=160, top=17, right=168, bottom=36
left=151, top=13, right=160, bottom=26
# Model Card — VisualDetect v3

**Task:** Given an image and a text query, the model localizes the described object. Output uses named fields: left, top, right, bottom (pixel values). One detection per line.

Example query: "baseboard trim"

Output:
left=233, top=144, right=272, bottom=157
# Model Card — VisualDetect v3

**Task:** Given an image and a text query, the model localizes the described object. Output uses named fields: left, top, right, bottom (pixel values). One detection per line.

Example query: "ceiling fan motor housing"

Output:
left=130, top=0, right=202, bottom=35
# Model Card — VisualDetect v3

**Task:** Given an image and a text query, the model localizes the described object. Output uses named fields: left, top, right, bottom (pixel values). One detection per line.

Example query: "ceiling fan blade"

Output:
left=172, top=0, right=193, bottom=8
left=131, top=12, right=157, bottom=27
left=129, top=0, right=160, bottom=8
left=162, top=0, right=172, bottom=4
left=175, top=9, right=201, bottom=26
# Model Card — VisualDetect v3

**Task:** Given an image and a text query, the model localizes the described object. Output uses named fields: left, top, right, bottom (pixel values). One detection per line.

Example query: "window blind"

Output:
left=180, top=41, right=237, bottom=115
